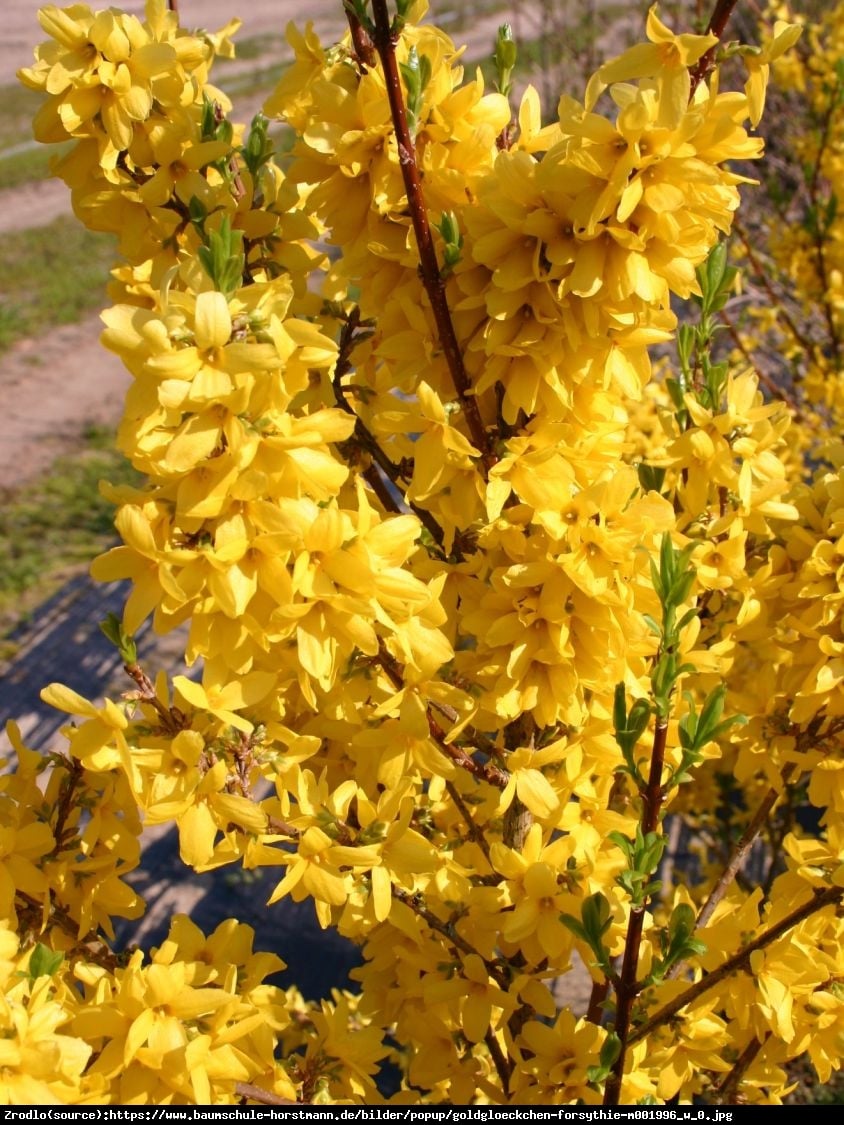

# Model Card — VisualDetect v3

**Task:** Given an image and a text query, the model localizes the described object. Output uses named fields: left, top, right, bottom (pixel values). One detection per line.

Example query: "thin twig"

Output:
left=124, top=661, right=187, bottom=735
left=586, top=977, right=610, bottom=1025
left=679, top=714, right=844, bottom=951
left=445, top=780, right=494, bottom=868
left=484, top=1029, right=512, bottom=1095
left=369, top=0, right=495, bottom=474
left=16, top=890, right=123, bottom=972
left=235, top=1083, right=296, bottom=1106
left=332, top=308, right=450, bottom=552
left=689, top=0, right=741, bottom=94
left=46, top=756, right=85, bottom=859
left=344, top=4, right=376, bottom=69
left=376, top=642, right=508, bottom=789
left=392, top=887, right=509, bottom=989
left=604, top=719, right=669, bottom=1105
left=720, top=310, right=802, bottom=416
left=711, top=1035, right=766, bottom=1104
left=732, top=219, right=821, bottom=364
left=805, top=79, right=843, bottom=368
left=686, top=764, right=796, bottom=943
left=629, top=885, right=843, bottom=1047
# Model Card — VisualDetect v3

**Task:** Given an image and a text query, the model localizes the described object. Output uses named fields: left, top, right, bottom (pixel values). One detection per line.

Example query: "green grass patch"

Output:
left=0, top=142, right=72, bottom=192
left=217, top=31, right=288, bottom=63
left=0, top=425, right=141, bottom=639
left=0, top=216, right=115, bottom=354
left=0, top=82, right=43, bottom=150
left=224, top=62, right=286, bottom=101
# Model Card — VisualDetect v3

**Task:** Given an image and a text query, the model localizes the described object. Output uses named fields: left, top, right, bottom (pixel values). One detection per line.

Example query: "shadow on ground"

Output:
left=1, top=572, right=362, bottom=999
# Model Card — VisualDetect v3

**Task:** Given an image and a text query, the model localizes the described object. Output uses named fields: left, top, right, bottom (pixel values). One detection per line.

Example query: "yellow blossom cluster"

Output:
left=735, top=2, right=844, bottom=426
left=5, top=0, right=844, bottom=1108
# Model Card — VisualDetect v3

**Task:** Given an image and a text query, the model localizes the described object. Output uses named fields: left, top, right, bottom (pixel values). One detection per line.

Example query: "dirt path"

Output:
left=0, top=313, right=128, bottom=484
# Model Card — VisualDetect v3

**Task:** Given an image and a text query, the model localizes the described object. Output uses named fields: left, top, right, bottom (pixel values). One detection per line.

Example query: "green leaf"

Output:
left=560, top=913, right=589, bottom=943
left=198, top=216, right=245, bottom=298
left=587, top=1031, right=621, bottom=1083
left=28, top=943, right=64, bottom=980
left=608, top=831, right=633, bottom=864
left=99, top=613, right=137, bottom=664
left=637, top=462, right=666, bottom=495
left=242, top=113, right=275, bottom=177
left=613, top=683, right=627, bottom=738
left=399, top=46, right=431, bottom=135
left=494, top=23, right=517, bottom=97
left=676, top=323, right=694, bottom=373
left=642, top=613, right=662, bottom=637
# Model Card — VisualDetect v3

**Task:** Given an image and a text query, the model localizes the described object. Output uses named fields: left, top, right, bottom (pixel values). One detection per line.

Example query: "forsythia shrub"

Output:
left=3, top=0, right=843, bottom=1106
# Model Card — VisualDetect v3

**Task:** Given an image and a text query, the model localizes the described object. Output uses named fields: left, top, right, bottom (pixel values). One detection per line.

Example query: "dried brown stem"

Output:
left=369, top=0, right=495, bottom=474
left=629, top=885, right=843, bottom=1047
left=235, top=1083, right=296, bottom=1106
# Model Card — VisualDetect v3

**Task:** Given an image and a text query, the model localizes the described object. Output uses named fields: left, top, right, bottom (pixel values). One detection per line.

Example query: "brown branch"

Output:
left=604, top=718, right=669, bottom=1106
left=16, top=890, right=123, bottom=972
left=369, top=0, right=495, bottom=474
left=711, top=1035, right=766, bottom=1104
left=427, top=707, right=508, bottom=790
left=332, top=308, right=450, bottom=554
left=484, top=1029, right=512, bottom=1095
left=587, top=977, right=611, bottom=1025
left=344, top=4, right=376, bottom=69
left=46, top=756, right=85, bottom=859
left=167, top=0, right=179, bottom=14
left=688, top=764, right=796, bottom=942
left=124, top=661, right=187, bottom=735
left=392, top=886, right=509, bottom=990
left=445, top=779, right=494, bottom=868
left=733, top=219, right=822, bottom=364
left=236, top=1083, right=296, bottom=1106
left=678, top=714, right=844, bottom=954
left=629, top=885, right=843, bottom=1048
left=689, top=0, right=741, bottom=95
left=643, top=720, right=668, bottom=837
left=376, top=641, right=508, bottom=789
left=720, top=310, right=802, bottom=416
left=266, top=815, right=301, bottom=838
